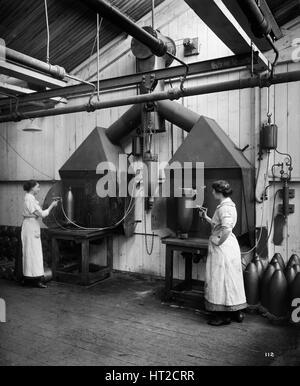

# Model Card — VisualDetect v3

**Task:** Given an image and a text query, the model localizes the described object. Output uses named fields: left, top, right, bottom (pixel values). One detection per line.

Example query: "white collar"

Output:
left=217, top=197, right=234, bottom=209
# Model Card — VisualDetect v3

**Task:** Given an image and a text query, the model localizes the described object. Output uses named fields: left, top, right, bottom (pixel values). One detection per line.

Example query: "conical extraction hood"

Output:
left=169, top=116, right=252, bottom=170
left=59, top=126, right=123, bottom=178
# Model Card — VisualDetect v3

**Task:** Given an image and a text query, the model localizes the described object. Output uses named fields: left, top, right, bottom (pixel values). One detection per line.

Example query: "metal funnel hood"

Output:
left=59, top=126, right=123, bottom=178
left=163, top=114, right=254, bottom=241
left=169, top=115, right=252, bottom=170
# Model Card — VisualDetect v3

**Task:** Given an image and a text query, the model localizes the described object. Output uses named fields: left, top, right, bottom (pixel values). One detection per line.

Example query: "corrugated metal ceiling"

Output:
left=0, top=0, right=298, bottom=73
left=0, top=0, right=165, bottom=72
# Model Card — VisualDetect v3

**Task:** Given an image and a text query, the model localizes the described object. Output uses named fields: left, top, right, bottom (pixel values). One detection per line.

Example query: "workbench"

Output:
left=162, top=237, right=209, bottom=305
left=49, top=228, right=114, bottom=286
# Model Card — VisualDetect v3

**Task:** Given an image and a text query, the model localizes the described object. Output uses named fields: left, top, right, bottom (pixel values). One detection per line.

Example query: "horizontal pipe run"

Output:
left=82, top=0, right=167, bottom=57
left=5, top=47, right=66, bottom=80
left=1, top=70, right=300, bottom=123
left=0, top=53, right=256, bottom=108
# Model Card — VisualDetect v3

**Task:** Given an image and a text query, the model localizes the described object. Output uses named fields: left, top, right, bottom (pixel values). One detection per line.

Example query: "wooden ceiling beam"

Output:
left=184, top=0, right=271, bottom=71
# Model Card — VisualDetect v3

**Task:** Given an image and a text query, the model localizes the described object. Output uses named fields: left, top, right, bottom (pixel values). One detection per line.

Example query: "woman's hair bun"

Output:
left=23, top=180, right=38, bottom=192
left=212, top=180, right=233, bottom=197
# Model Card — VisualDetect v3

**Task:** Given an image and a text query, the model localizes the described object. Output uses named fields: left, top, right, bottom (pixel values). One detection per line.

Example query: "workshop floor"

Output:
left=0, top=273, right=299, bottom=366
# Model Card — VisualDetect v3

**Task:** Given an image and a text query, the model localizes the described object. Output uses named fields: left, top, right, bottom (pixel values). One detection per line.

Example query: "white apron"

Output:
left=21, top=193, right=49, bottom=277
left=205, top=198, right=247, bottom=312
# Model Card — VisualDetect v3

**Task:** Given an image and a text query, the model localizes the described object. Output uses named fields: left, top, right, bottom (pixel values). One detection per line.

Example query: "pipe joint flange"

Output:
left=167, top=88, right=183, bottom=100
left=54, top=65, right=66, bottom=80
left=86, top=102, right=96, bottom=113
left=153, top=39, right=168, bottom=57
left=11, top=112, right=22, bottom=122
left=48, top=64, right=66, bottom=80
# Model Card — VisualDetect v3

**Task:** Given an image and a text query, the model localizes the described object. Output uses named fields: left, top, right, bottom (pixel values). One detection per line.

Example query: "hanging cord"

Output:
left=58, top=182, right=137, bottom=231
left=241, top=151, right=270, bottom=255
left=59, top=194, right=135, bottom=231
left=266, top=34, right=279, bottom=79
left=151, top=0, right=155, bottom=29
left=255, top=86, right=271, bottom=203
left=144, top=209, right=154, bottom=255
left=258, top=189, right=280, bottom=256
left=44, top=0, right=50, bottom=64
left=96, top=14, right=103, bottom=101
left=165, top=52, right=189, bottom=91
left=64, top=73, right=97, bottom=107
left=0, top=132, right=54, bottom=180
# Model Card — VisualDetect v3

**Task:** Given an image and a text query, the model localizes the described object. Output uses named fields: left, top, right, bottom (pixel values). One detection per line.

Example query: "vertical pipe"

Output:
left=151, top=0, right=155, bottom=29
left=97, top=13, right=100, bottom=100
left=44, top=0, right=50, bottom=64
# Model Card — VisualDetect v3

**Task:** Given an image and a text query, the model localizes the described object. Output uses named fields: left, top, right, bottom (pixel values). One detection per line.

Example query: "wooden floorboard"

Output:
left=0, top=274, right=299, bottom=366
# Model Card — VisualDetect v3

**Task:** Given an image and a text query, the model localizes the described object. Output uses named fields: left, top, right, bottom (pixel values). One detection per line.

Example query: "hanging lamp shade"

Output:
left=23, top=120, right=42, bottom=132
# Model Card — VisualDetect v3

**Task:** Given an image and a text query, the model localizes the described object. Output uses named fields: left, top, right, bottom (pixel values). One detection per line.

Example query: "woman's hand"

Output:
left=198, top=207, right=212, bottom=224
left=50, top=200, right=59, bottom=209
left=210, top=235, right=221, bottom=246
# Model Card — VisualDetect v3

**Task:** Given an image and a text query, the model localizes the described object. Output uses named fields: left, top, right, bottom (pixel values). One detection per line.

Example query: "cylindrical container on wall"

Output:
left=260, top=123, right=278, bottom=150
left=177, top=188, right=196, bottom=239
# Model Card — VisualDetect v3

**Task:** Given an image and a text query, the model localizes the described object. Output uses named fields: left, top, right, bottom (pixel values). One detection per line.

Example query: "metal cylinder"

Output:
left=268, top=269, right=288, bottom=317
left=244, top=262, right=259, bottom=306
left=132, top=136, right=143, bottom=157
left=177, top=188, right=196, bottom=239
left=65, top=187, right=75, bottom=222
left=260, top=263, right=275, bottom=309
left=261, top=123, right=278, bottom=150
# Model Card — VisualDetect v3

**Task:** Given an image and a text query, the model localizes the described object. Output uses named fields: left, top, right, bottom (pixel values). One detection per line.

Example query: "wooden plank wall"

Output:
left=0, top=0, right=299, bottom=276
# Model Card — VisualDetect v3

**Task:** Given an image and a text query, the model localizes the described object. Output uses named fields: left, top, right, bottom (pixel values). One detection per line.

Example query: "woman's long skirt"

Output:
left=21, top=218, right=44, bottom=278
left=205, top=233, right=247, bottom=311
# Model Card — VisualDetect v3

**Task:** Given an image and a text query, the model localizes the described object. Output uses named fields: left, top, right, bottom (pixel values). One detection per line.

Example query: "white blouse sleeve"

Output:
left=219, top=206, right=234, bottom=229
left=25, top=196, right=49, bottom=218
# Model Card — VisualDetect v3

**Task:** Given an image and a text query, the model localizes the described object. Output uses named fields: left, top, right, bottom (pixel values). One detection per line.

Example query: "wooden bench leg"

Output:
left=107, top=236, right=113, bottom=273
left=165, top=246, right=173, bottom=293
left=81, top=240, right=89, bottom=285
left=51, top=238, right=59, bottom=280
left=184, top=253, right=193, bottom=290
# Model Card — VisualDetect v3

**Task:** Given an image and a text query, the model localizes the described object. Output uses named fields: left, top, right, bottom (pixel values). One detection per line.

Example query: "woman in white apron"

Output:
left=199, top=180, right=247, bottom=326
left=21, top=180, right=58, bottom=288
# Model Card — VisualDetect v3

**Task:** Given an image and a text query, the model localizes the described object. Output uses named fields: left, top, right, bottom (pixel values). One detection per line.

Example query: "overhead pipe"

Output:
left=5, top=47, right=66, bottom=80
left=81, top=0, right=168, bottom=57
left=1, top=70, right=300, bottom=123
left=237, top=0, right=271, bottom=38
left=106, top=104, right=142, bottom=144
left=237, top=0, right=280, bottom=77
left=156, top=100, right=199, bottom=132
left=105, top=100, right=200, bottom=145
